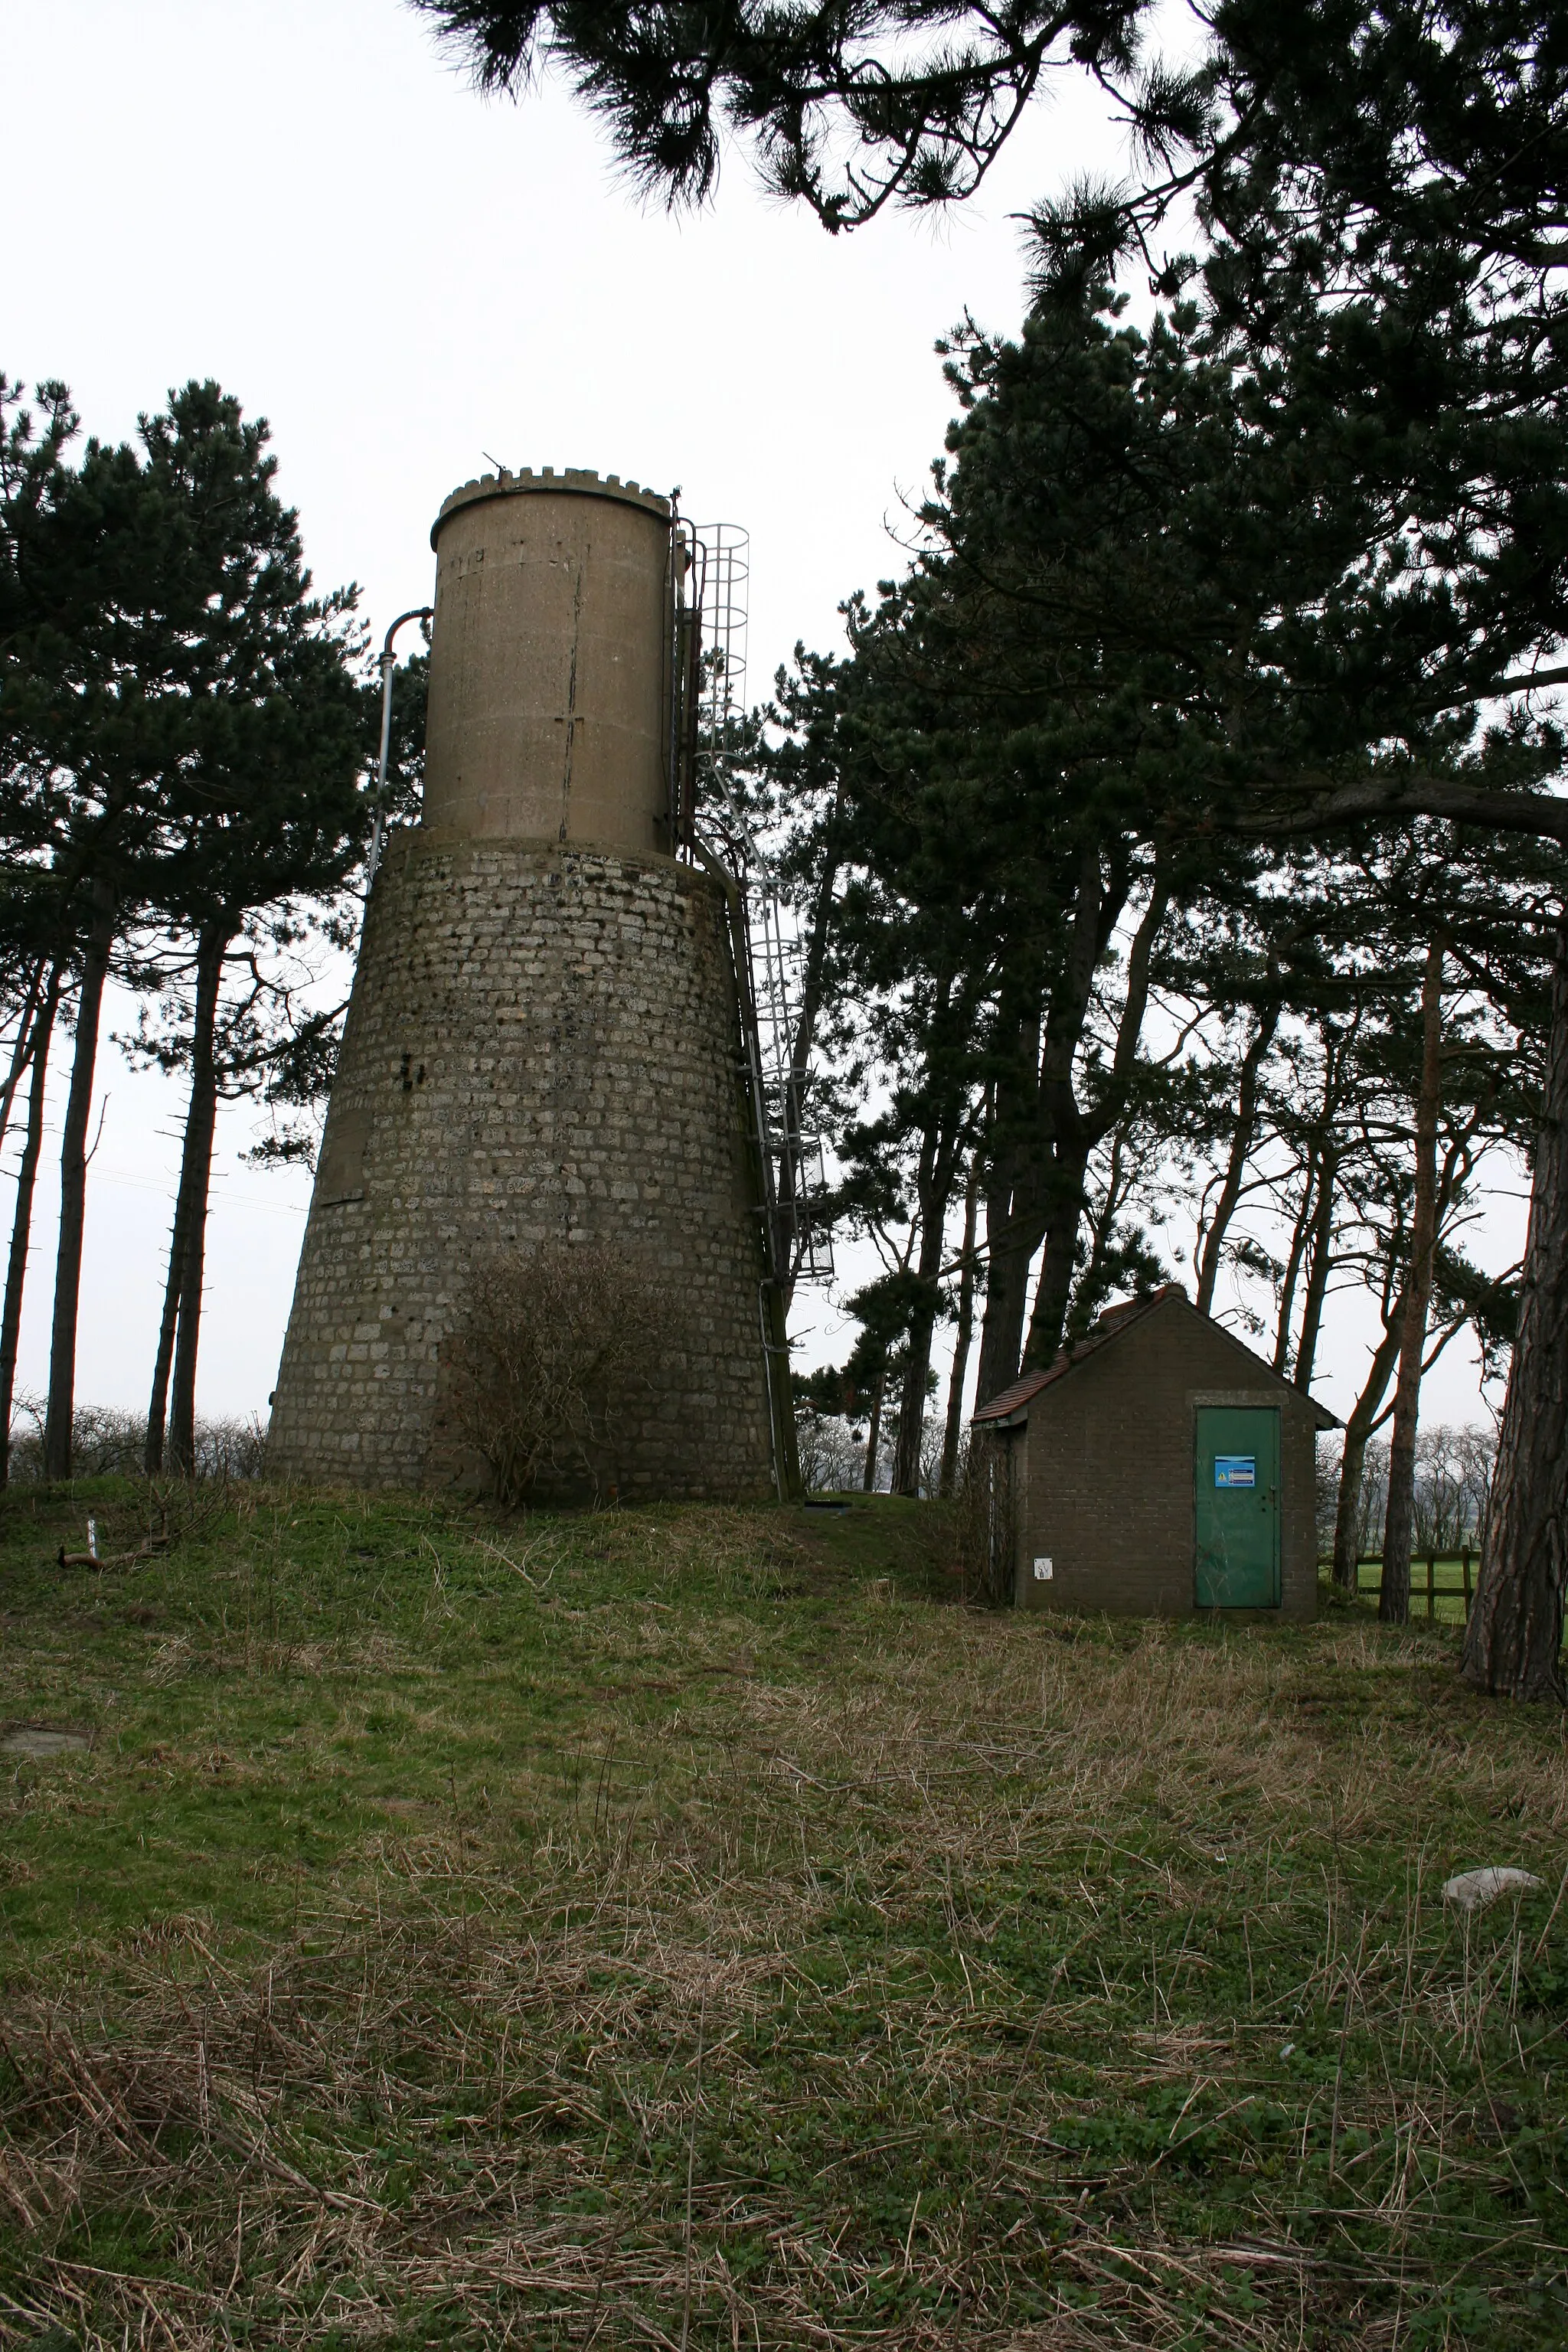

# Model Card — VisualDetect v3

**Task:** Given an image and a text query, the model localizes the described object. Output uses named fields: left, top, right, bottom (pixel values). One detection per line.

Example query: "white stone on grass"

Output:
left=2, top=1725, right=91, bottom=1756
left=1440, top=1867, right=1544, bottom=1913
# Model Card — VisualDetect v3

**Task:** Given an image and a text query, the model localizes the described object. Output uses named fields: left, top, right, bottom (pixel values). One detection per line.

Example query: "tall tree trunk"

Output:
left=892, top=1220, right=941, bottom=1499
left=1293, top=1146, right=1340, bottom=1392
left=972, top=1001, right=1045, bottom=1408
left=979, top=846, right=1117, bottom=1397
left=892, top=1104, right=967, bottom=1498
left=1331, top=1313, right=1403, bottom=1591
left=891, top=1305, right=935, bottom=1497
left=973, top=1152, right=1044, bottom=1407
left=939, top=1156, right=980, bottom=1497
left=1334, top=1117, right=1491, bottom=1596
left=144, top=1228, right=185, bottom=1476
left=1462, top=923, right=1568, bottom=1700
left=1060, top=1125, right=1131, bottom=1348
left=1024, top=1129, right=1092, bottom=1368
left=861, top=1361, right=887, bottom=1494
left=146, top=923, right=227, bottom=1473
left=43, top=877, right=116, bottom=1481
left=0, top=965, right=63, bottom=1490
left=1380, top=940, right=1445, bottom=1625
left=168, top=1205, right=209, bottom=1475
left=0, top=957, right=47, bottom=1158
left=1195, top=999, right=1280, bottom=1314
left=167, top=917, right=227, bottom=1467
left=777, top=816, right=841, bottom=1317
left=1022, top=860, right=1168, bottom=1371
left=1272, top=1152, right=1316, bottom=1376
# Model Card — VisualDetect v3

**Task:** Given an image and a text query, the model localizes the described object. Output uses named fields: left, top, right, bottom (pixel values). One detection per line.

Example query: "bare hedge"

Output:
left=5, top=1396, right=268, bottom=1484
left=441, top=1240, right=675, bottom=1507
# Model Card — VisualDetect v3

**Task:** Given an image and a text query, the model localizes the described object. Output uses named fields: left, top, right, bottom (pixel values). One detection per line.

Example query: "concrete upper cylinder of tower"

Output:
left=421, top=469, right=673, bottom=856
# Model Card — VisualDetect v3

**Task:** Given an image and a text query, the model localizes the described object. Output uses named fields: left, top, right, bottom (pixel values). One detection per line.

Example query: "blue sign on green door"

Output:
left=1195, top=1406, right=1280, bottom=1607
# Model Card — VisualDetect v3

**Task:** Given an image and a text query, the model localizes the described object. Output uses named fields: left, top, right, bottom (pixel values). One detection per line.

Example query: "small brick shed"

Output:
left=971, top=1285, right=1337, bottom=1619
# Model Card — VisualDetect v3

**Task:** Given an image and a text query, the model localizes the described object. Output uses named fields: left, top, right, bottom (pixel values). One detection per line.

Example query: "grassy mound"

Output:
left=0, top=1483, right=1563, bottom=2347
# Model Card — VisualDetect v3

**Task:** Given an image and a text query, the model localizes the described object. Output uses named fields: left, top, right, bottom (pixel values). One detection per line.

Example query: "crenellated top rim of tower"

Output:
left=432, top=467, right=671, bottom=546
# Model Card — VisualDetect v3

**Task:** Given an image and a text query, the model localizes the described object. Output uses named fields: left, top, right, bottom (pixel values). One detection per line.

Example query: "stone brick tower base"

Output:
left=266, top=833, right=775, bottom=1497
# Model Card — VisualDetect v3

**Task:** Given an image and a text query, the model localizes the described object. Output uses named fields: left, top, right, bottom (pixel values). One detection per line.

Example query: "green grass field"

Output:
left=1, top=1480, right=1563, bottom=2349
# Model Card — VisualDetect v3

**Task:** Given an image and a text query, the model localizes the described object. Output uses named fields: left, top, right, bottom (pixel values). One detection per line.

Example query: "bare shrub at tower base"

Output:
left=440, top=1240, right=674, bottom=1506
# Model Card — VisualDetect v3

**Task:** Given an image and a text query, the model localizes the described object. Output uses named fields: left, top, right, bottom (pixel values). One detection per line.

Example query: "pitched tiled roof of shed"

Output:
left=971, top=1282, right=1339, bottom=1427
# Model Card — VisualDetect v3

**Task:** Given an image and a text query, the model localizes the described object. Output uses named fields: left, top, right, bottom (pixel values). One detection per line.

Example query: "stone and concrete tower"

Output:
left=266, top=467, right=777, bottom=1497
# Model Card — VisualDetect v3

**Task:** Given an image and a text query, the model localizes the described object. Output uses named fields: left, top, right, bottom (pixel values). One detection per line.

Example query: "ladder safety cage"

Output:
left=666, top=512, right=834, bottom=1287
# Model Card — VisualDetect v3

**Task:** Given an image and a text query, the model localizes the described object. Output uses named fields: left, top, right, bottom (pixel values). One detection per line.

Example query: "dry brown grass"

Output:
left=0, top=1491, right=1563, bottom=2347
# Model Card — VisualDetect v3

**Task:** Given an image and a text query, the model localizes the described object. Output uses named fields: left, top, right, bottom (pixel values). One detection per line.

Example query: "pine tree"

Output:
left=130, top=387, right=365, bottom=1471
left=410, top=1, right=1154, bottom=227
left=1, top=376, right=366, bottom=1476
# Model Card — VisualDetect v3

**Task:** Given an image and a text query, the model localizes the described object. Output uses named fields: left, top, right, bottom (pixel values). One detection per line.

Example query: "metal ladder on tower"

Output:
left=670, top=514, right=834, bottom=1292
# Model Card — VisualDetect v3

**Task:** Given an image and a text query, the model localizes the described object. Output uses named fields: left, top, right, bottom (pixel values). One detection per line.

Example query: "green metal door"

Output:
left=1195, top=1406, right=1280, bottom=1608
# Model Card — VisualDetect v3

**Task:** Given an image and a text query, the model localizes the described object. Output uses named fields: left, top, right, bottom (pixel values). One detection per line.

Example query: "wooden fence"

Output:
left=1319, top=1549, right=1476, bottom=1620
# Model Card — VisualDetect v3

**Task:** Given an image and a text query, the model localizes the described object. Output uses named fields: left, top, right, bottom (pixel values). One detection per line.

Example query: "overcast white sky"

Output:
left=2, top=0, right=1517, bottom=1439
